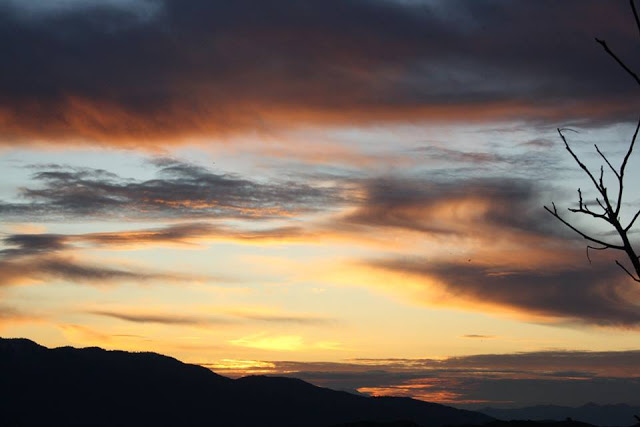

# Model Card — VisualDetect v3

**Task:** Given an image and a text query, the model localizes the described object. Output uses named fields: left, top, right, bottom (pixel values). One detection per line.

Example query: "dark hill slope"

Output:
left=454, top=421, right=599, bottom=427
left=479, top=404, right=640, bottom=426
left=0, top=338, right=492, bottom=427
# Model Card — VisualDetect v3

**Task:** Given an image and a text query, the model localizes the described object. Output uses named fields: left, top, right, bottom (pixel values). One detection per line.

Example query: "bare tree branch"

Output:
left=595, top=37, right=640, bottom=86
left=615, top=260, right=640, bottom=282
left=594, top=145, right=620, bottom=179
left=626, top=209, right=640, bottom=232
left=586, top=244, right=609, bottom=264
left=568, top=188, right=610, bottom=221
left=558, top=129, right=602, bottom=193
left=544, top=204, right=624, bottom=250
left=631, top=0, right=640, bottom=37
left=617, top=116, right=640, bottom=215
left=567, top=206, right=609, bottom=221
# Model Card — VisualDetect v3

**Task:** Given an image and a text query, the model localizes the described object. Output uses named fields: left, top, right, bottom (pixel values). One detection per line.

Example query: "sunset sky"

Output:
left=1, top=0, right=640, bottom=408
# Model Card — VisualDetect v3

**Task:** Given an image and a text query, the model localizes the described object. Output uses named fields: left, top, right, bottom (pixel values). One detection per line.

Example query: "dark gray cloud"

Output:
left=0, top=223, right=309, bottom=258
left=371, top=258, right=640, bottom=327
left=0, top=0, right=637, bottom=143
left=0, top=233, right=68, bottom=257
left=0, top=160, right=342, bottom=220
left=206, top=350, right=640, bottom=407
left=346, top=176, right=563, bottom=237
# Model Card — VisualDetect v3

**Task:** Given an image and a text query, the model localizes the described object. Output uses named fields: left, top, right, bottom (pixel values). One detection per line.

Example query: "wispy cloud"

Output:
left=460, top=334, right=496, bottom=339
left=87, top=310, right=231, bottom=326
left=0, top=305, right=43, bottom=326
left=85, top=307, right=332, bottom=328
left=228, top=310, right=333, bottom=325
left=0, top=159, right=343, bottom=221
left=0, top=255, right=200, bottom=287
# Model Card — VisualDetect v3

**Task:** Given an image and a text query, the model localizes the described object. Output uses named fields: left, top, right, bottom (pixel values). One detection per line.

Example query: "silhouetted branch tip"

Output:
left=595, top=145, right=620, bottom=179
left=586, top=245, right=609, bottom=264
left=631, top=0, right=640, bottom=37
left=615, top=260, right=640, bottom=282
left=558, top=128, right=579, bottom=134
left=626, top=209, right=640, bottom=231
left=594, top=37, right=640, bottom=86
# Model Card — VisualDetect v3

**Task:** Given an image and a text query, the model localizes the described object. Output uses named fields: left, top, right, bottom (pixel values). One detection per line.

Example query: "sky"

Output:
left=1, top=0, right=640, bottom=408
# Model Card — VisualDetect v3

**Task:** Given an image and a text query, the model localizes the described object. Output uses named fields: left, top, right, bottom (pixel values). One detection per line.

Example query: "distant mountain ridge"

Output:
left=0, top=337, right=492, bottom=427
left=479, top=403, right=640, bottom=426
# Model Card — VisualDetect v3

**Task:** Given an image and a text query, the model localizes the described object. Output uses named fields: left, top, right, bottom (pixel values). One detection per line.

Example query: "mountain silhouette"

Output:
left=479, top=404, right=640, bottom=427
left=0, top=338, right=492, bottom=427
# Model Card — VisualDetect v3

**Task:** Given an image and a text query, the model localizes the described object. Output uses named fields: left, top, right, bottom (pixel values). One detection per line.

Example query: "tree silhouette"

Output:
left=544, top=0, right=640, bottom=282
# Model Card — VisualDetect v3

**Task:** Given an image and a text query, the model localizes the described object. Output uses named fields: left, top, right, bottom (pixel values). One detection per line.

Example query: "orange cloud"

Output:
left=1, top=97, right=634, bottom=147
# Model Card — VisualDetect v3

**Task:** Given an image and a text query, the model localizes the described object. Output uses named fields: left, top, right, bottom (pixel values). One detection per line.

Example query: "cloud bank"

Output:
left=207, top=350, right=640, bottom=407
left=0, top=0, right=637, bottom=144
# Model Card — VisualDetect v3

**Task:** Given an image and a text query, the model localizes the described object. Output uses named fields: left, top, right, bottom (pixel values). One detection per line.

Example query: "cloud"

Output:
left=521, top=138, right=555, bottom=148
left=208, top=350, right=640, bottom=407
left=0, top=223, right=218, bottom=288
left=87, top=307, right=330, bottom=326
left=0, top=233, right=69, bottom=257
left=0, top=255, right=200, bottom=287
left=0, top=222, right=313, bottom=259
left=0, top=160, right=342, bottom=221
left=336, top=175, right=640, bottom=327
left=357, top=377, right=640, bottom=407
left=87, top=310, right=230, bottom=326
left=412, top=146, right=510, bottom=165
left=370, top=258, right=640, bottom=327
left=226, top=308, right=333, bottom=325
left=460, top=334, right=495, bottom=339
left=0, top=305, right=43, bottom=326
left=410, top=145, right=565, bottom=178
left=0, top=218, right=310, bottom=288
left=345, top=176, right=562, bottom=238
left=0, top=0, right=636, bottom=144
left=82, top=222, right=313, bottom=246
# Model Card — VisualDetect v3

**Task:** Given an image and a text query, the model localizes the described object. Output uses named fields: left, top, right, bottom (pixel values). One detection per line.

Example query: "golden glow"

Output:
left=230, top=333, right=305, bottom=351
